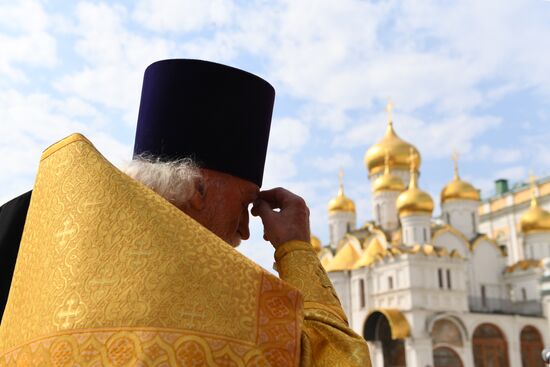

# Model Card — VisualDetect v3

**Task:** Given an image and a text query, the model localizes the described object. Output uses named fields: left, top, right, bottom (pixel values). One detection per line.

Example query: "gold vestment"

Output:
left=0, top=134, right=370, bottom=366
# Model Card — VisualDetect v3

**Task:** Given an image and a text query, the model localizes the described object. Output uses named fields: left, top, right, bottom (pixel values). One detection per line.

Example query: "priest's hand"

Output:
left=251, top=187, right=311, bottom=248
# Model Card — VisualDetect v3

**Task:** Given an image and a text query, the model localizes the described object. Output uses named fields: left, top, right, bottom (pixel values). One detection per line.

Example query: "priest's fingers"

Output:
left=257, top=187, right=301, bottom=209
left=253, top=189, right=310, bottom=248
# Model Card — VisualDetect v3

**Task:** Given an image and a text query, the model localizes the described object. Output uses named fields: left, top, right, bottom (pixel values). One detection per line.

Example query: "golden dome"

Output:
left=520, top=199, right=550, bottom=233
left=325, top=242, right=361, bottom=272
left=372, top=149, right=405, bottom=193
left=521, top=206, right=550, bottom=233
left=396, top=150, right=434, bottom=217
left=441, top=179, right=480, bottom=202
left=328, top=171, right=356, bottom=213
left=520, top=176, right=550, bottom=234
left=311, top=235, right=322, bottom=252
left=364, top=102, right=420, bottom=175
left=441, top=154, right=480, bottom=203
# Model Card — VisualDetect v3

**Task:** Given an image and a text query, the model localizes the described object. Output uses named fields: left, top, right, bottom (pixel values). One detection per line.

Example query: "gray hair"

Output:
left=122, top=154, right=202, bottom=207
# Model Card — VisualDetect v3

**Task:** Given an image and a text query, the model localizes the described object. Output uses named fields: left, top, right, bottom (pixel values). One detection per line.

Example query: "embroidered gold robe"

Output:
left=0, top=134, right=371, bottom=366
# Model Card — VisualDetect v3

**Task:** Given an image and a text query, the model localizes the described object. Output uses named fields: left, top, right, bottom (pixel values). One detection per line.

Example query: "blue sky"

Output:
left=1, top=0, right=549, bottom=271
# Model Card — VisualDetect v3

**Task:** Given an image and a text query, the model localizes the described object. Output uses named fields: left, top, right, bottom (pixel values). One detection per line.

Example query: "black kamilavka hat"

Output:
left=133, top=59, right=275, bottom=187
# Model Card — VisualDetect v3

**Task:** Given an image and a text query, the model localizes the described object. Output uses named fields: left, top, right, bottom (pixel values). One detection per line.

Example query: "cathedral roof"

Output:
left=320, top=254, right=332, bottom=269
left=441, top=155, right=480, bottom=203
left=354, top=238, right=386, bottom=268
left=505, top=259, right=543, bottom=273
left=364, top=102, right=420, bottom=175
left=325, top=242, right=361, bottom=272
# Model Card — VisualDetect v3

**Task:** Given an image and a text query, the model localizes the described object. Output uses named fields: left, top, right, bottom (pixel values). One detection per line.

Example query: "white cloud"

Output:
left=312, top=153, right=354, bottom=173
left=0, top=90, right=130, bottom=202
left=262, top=152, right=297, bottom=186
left=465, top=145, right=522, bottom=165
left=337, top=112, right=501, bottom=161
left=133, top=0, right=235, bottom=33
left=191, top=0, right=550, bottom=114
left=494, top=166, right=526, bottom=181
left=0, top=1, right=57, bottom=83
left=269, top=117, right=309, bottom=152
left=0, top=1, right=50, bottom=32
left=54, top=2, right=177, bottom=123
left=299, top=103, right=352, bottom=132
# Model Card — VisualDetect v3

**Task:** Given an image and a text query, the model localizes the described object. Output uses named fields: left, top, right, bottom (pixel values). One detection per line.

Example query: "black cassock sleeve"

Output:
left=0, top=191, right=32, bottom=322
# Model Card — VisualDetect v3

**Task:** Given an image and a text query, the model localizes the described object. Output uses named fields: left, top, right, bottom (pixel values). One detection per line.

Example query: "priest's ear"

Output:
left=187, top=176, right=206, bottom=211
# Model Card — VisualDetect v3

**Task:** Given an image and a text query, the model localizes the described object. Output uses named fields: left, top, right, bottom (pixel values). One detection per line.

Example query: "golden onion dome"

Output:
left=396, top=150, right=434, bottom=216
left=364, top=102, right=420, bottom=175
left=310, top=235, right=322, bottom=252
left=520, top=205, right=550, bottom=233
left=372, top=149, right=405, bottom=193
left=520, top=177, right=550, bottom=233
left=328, top=171, right=356, bottom=213
left=441, top=154, right=480, bottom=203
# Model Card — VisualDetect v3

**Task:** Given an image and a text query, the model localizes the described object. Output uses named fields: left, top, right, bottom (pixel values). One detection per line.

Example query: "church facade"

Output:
left=315, top=109, right=550, bottom=367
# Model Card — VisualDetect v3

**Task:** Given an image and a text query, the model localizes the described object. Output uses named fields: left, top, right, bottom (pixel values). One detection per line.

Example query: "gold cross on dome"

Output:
left=338, top=169, right=344, bottom=186
left=385, top=98, right=394, bottom=124
left=452, top=150, right=460, bottom=178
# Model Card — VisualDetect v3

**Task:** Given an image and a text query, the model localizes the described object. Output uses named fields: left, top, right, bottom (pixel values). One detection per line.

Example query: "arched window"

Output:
left=432, top=319, right=463, bottom=347
left=472, top=323, right=509, bottom=367
left=520, top=325, right=544, bottom=367
left=376, top=204, right=381, bottom=224
left=433, top=346, right=463, bottom=367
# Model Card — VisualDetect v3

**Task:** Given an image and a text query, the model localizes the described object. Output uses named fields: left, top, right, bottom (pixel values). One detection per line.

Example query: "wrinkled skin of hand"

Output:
left=251, top=187, right=311, bottom=248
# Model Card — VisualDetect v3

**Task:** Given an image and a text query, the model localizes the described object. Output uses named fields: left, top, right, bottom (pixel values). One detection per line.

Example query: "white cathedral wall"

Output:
left=359, top=255, right=468, bottom=315
left=408, top=256, right=468, bottom=313
left=350, top=268, right=371, bottom=334
left=407, top=311, right=549, bottom=367
left=504, top=269, right=543, bottom=302
left=328, top=211, right=356, bottom=250
left=400, top=214, right=431, bottom=245
left=371, top=260, right=413, bottom=311
left=327, top=271, right=352, bottom=322
left=478, top=197, right=529, bottom=265
left=441, top=200, right=479, bottom=240
left=524, top=232, right=550, bottom=259
left=478, top=214, right=517, bottom=262
left=432, top=231, right=470, bottom=258
left=372, top=190, right=401, bottom=231
left=461, top=313, right=549, bottom=367
left=469, top=240, right=507, bottom=300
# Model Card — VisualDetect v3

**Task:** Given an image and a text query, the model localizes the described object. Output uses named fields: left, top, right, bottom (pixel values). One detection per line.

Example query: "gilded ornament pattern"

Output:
left=0, top=134, right=303, bottom=366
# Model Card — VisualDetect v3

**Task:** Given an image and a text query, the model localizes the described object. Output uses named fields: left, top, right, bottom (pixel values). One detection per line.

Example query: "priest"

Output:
left=0, top=59, right=371, bottom=366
